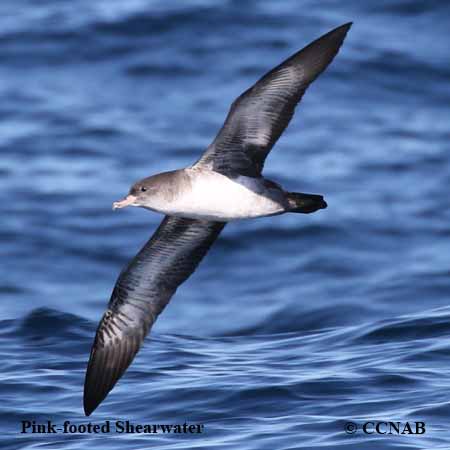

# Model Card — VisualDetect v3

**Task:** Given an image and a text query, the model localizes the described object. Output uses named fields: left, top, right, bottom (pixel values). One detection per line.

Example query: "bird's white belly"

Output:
left=155, top=170, right=285, bottom=221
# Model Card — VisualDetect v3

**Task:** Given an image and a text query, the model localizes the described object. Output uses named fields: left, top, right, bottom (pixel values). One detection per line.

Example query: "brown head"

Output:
left=112, top=170, right=185, bottom=211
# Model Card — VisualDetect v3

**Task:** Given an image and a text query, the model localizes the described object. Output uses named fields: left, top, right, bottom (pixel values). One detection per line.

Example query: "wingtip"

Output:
left=83, top=349, right=108, bottom=417
left=83, top=385, right=99, bottom=416
left=82, top=322, right=147, bottom=418
left=305, top=22, right=352, bottom=54
left=83, top=398, right=95, bottom=417
left=317, top=22, right=352, bottom=53
left=332, top=22, right=353, bottom=37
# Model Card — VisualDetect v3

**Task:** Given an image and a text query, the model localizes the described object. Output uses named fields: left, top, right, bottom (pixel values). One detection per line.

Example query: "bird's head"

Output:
left=112, top=176, right=158, bottom=210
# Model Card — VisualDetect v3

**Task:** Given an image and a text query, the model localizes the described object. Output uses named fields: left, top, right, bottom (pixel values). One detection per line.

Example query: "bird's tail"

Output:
left=286, top=192, right=327, bottom=214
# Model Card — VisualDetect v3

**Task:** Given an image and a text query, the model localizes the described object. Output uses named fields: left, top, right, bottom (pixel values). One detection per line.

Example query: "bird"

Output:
left=83, top=22, right=352, bottom=416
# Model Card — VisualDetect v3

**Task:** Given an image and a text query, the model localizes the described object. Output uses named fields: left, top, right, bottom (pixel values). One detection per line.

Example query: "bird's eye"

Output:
left=140, top=186, right=147, bottom=192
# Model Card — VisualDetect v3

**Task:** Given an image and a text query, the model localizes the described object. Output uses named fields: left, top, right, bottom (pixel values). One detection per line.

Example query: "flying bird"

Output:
left=84, top=22, right=352, bottom=415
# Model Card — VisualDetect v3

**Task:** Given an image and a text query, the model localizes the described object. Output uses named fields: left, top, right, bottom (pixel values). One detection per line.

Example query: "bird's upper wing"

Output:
left=83, top=216, right=225, bottom=416
left=194, top=23, right=351, bottom=177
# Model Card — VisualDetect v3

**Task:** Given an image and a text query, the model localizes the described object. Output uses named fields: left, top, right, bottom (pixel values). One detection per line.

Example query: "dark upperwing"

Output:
left=84, top=216, right=225, bottom=415
left=194, top=23, right=352, bottom=177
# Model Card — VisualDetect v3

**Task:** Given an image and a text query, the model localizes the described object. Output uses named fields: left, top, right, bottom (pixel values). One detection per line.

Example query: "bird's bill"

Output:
left=112, top=195, right=137, bottom=210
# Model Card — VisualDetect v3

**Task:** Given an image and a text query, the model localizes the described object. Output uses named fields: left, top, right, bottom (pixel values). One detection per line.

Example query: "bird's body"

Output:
left=84, top=22, right=352, bottom=416
left=135, top=168, right=288, bottom=221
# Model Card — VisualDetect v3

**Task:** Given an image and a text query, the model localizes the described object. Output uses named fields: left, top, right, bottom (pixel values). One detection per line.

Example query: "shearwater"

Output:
left=84, top=22, right=352, bottom=416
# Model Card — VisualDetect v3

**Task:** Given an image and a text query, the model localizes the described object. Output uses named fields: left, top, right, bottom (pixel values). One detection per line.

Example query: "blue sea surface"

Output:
left=2, top=0, right=450, bottom=449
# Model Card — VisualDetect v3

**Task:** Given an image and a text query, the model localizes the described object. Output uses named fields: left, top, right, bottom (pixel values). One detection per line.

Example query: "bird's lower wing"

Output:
left=83, top=216, right=225, bottom=416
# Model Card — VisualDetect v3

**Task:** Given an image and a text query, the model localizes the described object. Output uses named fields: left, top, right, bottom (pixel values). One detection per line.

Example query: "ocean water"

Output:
left=2, top=0, right=450, bottom=448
